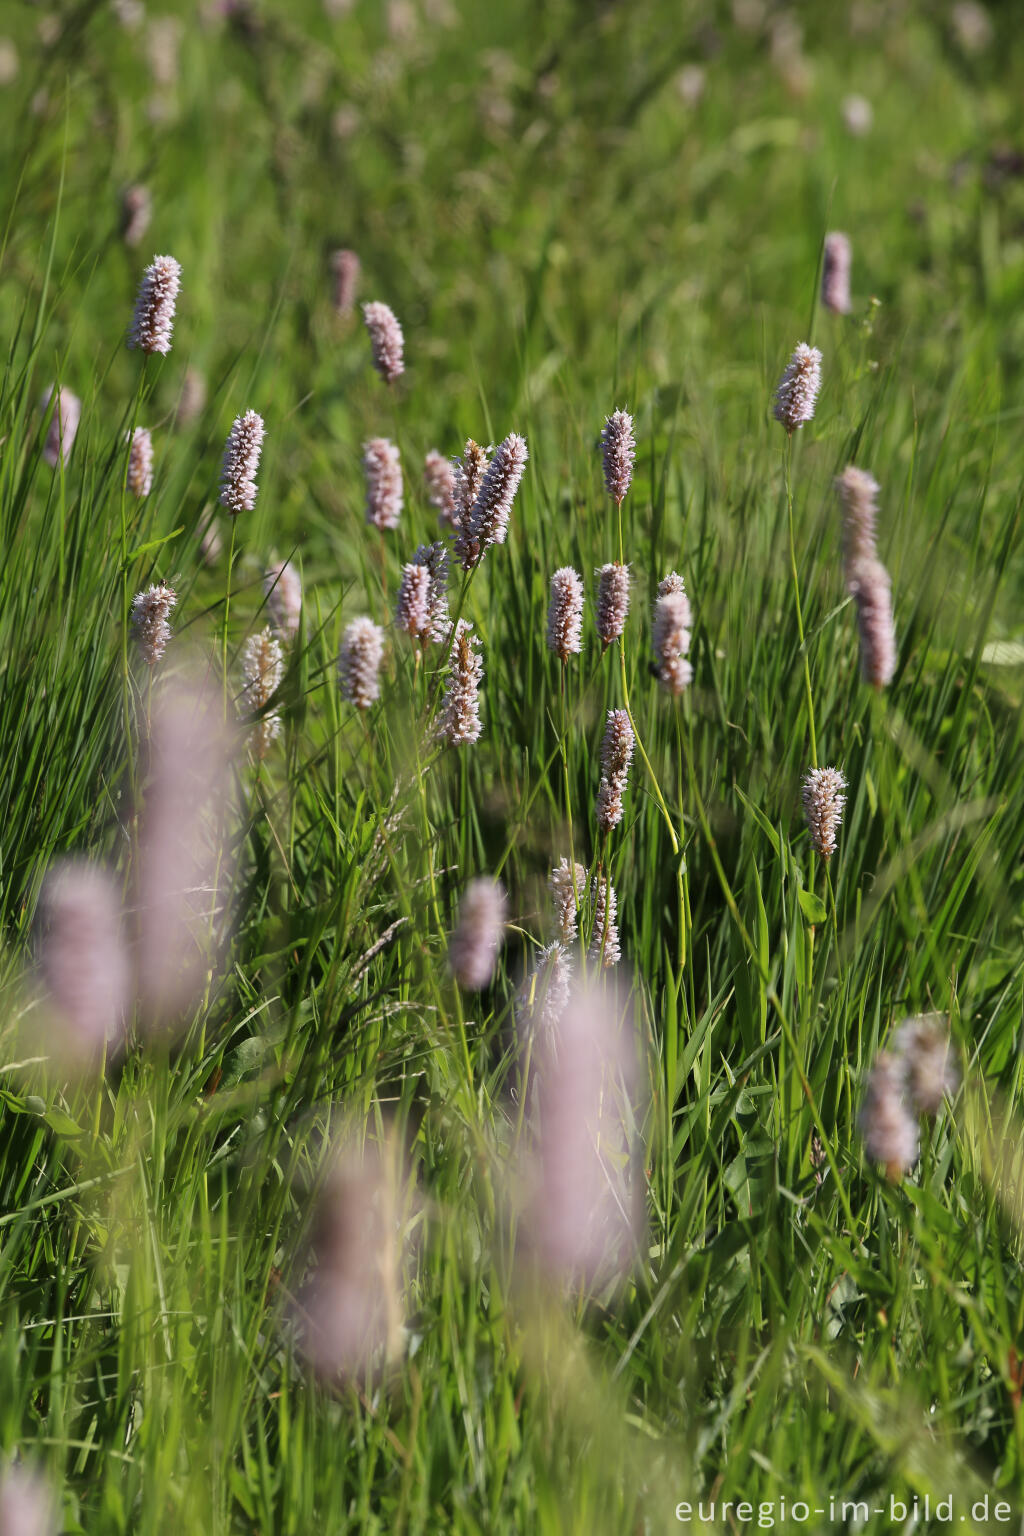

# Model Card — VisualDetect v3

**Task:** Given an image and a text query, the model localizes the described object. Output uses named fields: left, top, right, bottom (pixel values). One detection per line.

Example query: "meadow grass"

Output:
left=1, top=1, right=1024, bottom=1531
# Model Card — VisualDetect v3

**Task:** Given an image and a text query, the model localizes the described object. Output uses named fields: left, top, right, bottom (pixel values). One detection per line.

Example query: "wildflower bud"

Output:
left=423, top=449, right=458, bottom=532
left=362, top=300, right=405, bottom=383
left=601, top=408, right=636, bottom=506
left=412, top=540, right=451, bottom=640
left=437, top=619, right=483, bottom=744
left=459, top=431, right=528, bottom=567
left=849, top=557, right=897, bottom=689
left=549, top=858, right=586, bottom=943
left=595, top=708, right=634, bottom=833
left=652, top=581, right=693, bottom=695
left=892, top=1017, right=959, bottom=1116
left=120, top=183, right=152, bottom=248
left=835, top=465, right=879, bottom=587
left=821, top=231, right=852, bottom=316
left=595, top=562, right=630, bottom=646
left=395, top=562, right=431, bottom=639
left=39, top=385, right=80, bottom=468
left=126, top=426, right=153, bottom=497
left=219, top=409, right=265, bottom=514
left=546, top=566, right=584, bottom=660
left=242, top=627, right=284, bottom=758
left=330, top=247, right=360, bottom=316
left=363, top=437, right=403, bottom=530
left=36, top=860, right=129, bottom=1063
left=588, top=872, right=621, bottom=966
left=858, top=1052, right=919, bottom=1179
left=339, top=616, right=385, bottom=710
left=263, top=560, right=302, bottom=641
left=773, top=341, right=822, bottom=432
left=801, top=765, right=846, bottom=860
left=449, top=877, right=507, bottom=989
left=128, top=253, right=181, bottom=355
left=130, top=582, right=176, bottom=666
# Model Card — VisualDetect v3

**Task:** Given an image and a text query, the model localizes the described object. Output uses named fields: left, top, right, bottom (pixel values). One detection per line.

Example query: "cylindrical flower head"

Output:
left=836, top=465, right=879, bottom=587
left=0, top=1465, right=57, bottom=1536
left=892, top=1017, right=959, bottom=1116
left=219, top=409, right=265, bottom=514
left=595, top=562, right=630, bottom=646
left=588, top=873, right=621, bottom=966
left=423, top=449, right=458, bottom=532
left=363, top=437, right=403, bottom=530
left=464, top=431, right=528, bottom=563
left=449, top=877, right=507, bottom=989
left=130, top=582, right=177, bottom=666
left=412, top=540, right=451, bottom=641
left=518, top=941, right=573, bottom=1031
left=362, top=300, right=405, bottom=383
left=858, top=1051, right=919, bottom=1179
left=263, top=560, right=302, bottom=641
left=242, top=627, right=284, bottom=759
left=339, top=616, right=385, bottom=710
left=128, top=253, right=181, bottom=355
left=822, top=231, right=852, bottom=316
left=549, top=857, right=587, bottom=943
left=546, top=566, right=584, bottom=660
left=773, top=342, right=822, bottom=432
left=330, top=247, right=360, bottom=316
left=801, top=765, right=846, bottom=860
left=652, top=585, right=693, bottom=695
left=437, top=619, right=483, bottom=744
left=126, top=426, right=154, bottom=497
left=176, top=366, right=206, bottom=427
left=850, top=557, right=897, bottom=689
left=36, top=860, right=129, bottom=1063
left=40, top=385, right=81, bottom=468
left=121, top=183, right=152, bottom=248
left=395, top=562, right=431, bottom=639
left=595, top=708, right=634, bottom=833
left=601, top=408, right=636, bottom=506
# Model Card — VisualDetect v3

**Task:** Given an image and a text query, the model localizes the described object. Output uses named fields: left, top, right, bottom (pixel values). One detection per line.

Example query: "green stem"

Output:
left=784, top=437, right=818, bottom=768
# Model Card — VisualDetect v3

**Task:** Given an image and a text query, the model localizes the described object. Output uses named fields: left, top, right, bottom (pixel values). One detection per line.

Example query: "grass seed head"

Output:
left=128, top=253, right=181, bottom=355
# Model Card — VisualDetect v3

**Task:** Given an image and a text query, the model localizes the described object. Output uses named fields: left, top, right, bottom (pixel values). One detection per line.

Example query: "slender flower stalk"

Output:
left=330, top=248, right=360, bottom=316
left=456, top=432, right=528, bottom=568
left=362, top=300, right=404, bottom=383
left=773, top=342, right=822, bottom=432
left=263, top=560, right=302, bottom=641
left=822, top=231, right=852, bottom=315
left=549, top=858, right=586, bottom=943
left=39, top=385, right=80, bottom=468
left=595, top=708, right=634, bottom=833
left=801, top=765, right=846, bottom=860
left=849, top=557, right=897, bottom=688
left=339, top=616, right=385, bottom=709
left=395, top=562, right=431, bottom=639
left=588, top=872, right=621, bottom=966
left=36, top=860, right=129, bottom=1063
left=836, top=465, right=880, bottom=586
left=546, top=567, right=584, bottom=661
left=126, top=426, right=153, bottom=497
left=130, top=582, right=176, bottom=666
left=242, top=628, right=284, bottom=758
left=858, top=1052, right=919, bottom=1179
left=652, top=576, right=693, bottom=695
left=595, top=562, right=630, bottom=647
left=437, top=619, right=483, bottom=744
left=423, top=449, right=458, bottom=532
left=127, top=253, right=181, bottom=355
left=448, top=877, right=507, bottom=989
left=601, top=408, right=636, bottom=506
left=219, top=410, right=265, bottom=514
left=363, top=437, right=403, bottom=529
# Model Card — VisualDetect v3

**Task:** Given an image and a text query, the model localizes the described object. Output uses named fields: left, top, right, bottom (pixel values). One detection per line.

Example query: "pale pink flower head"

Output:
left=601, top=408, right=636, bottom=506
left=460, top=431, right=528, bottom=566
left=595, top=708, right=634, bottom=833
left=263, top=560, right=302, bottom=641
left=595, top=562, right=630, bottom=647
left=128, top=253, right=181, bottom=355
left=363, top=437, right=403, bottom=530
left=330, top=248, right=360, bottom=316
left=362, top=300, right=405, bottom=383
left=339, top=616, right=385, bottom=710
left=546, top=566, right=584, bottom=661
left=219, top=409, right=265, bottom=514
left=412, top=541, right=450, bottom=641
left=821, top=231, right=852, bottom=316
left=130, top=582, right=176, bottom=666
left=858, top=1051, right=919, bottom=1180
left=849, top=557, right=897, bottom=689
left=836, top=465, right=879, bottom=586
left=242, top=627, right=284, bottom=759
left=423, top=449, right=458, bottom=532
left=801, top=765, right=846, bottom=860
left=892, top=1017, right=959, bottom=1116
left=451, top=439, right=490, bottom=564
left=35, top=859, right=130, bottom=1065
left=120, top=183, right=152, bottom=248
left=773, top=342, right=822, bottom=432
left=126, top=426, right=154, bottom=497
left=176, top=367, right=206, bottom=427
left=39, top=385, right=80, bottom=469
left=395, top=562, right=431, bottom=640
left=449, top=877, right=507, bottom=989
left=548, top=858, right=586, bottom=944
left=517, top=940, right=572, bottom=1031
left=134, top=678, right=237, bottom=1027
left=437, top=619, right=483, bottom=744
left=0, top=1465, right=56, bottom=1536
left=652, top=582, right=693, bottom=695
left=522, top=976, right=643, bottom=1287
left=588, top=872, right=621, bottom=966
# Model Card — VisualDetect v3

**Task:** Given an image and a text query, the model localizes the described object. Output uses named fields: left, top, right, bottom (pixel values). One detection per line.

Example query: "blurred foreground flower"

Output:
left=339, top=616, right=384, bottom=710
left=330, top=248, right=360, bottom=316
left=294, top=1139, right=407, bottom=1382
left=835, top=465, right=879, bottom=585
left=120, top=183, right=151, bottom=248
left=449, top=877, right=507, bottom=989
left=35, top=860, right=129, bottom=1066
left=821, top=231, right=852, bottom=315
left=363, top=437, right=403, bottom=530
left=134, top=678, right=236, bottom=1026
left=892, top=1017, right=959, bottom=1115
left=423, top=449, right=457, bottom=532
left=39, top=385, right=80, bottom=469
left=263, top=560, right=302, bottom=642
left=128, top=253, right=181, bottom=355
left=362, top=300, right=404, bottom=383
left=858, top=1051, right=919, bottom=1180
left=0, top=1465, right=56, bottom=1536
left=849, top=557, right=897, bottom=689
